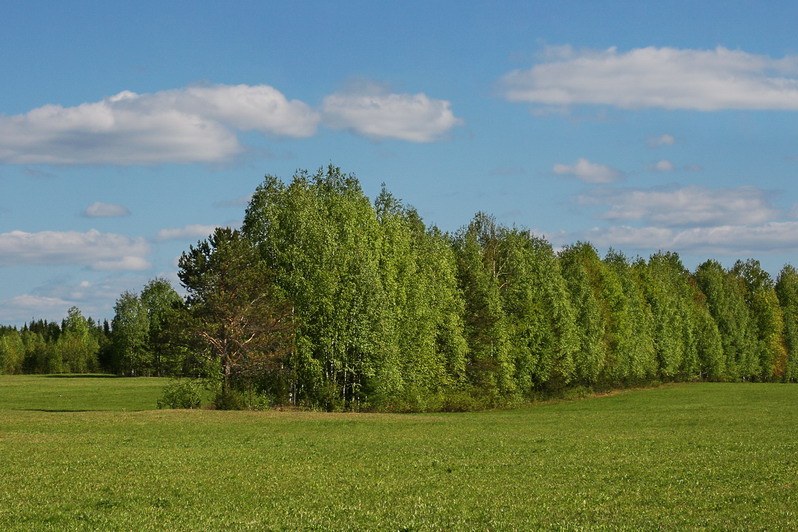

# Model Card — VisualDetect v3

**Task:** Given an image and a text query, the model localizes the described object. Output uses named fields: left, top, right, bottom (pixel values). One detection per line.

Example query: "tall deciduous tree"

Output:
left=111, top=291, right=150, bottom=375
left=604, top=251, right=657, bottom=383
left=776, top=264, right=798, bottom=382
left=453, top=213, right=515, bottom=400
left=732, top=259, right=788, bottom=381
left=695, top=260, right=756, bottom=380
left=499, top=229, right=577, bottom=394
left=58, top=307, right=99, bottom=373
left=140, top=278, right=184, bottom=376
left=0, top=329, right=25, bottom=374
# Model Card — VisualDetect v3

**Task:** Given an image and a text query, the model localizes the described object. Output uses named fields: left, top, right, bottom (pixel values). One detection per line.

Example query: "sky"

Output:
left=2, top=0, right=798, bottom=326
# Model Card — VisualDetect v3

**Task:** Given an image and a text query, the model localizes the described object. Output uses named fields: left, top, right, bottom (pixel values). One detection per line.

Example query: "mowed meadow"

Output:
left=1, top=376, right=796, bottom=530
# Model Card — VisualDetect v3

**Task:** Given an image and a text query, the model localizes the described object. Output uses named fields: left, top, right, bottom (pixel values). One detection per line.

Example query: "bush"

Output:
left=213, top=388, right=245, bottom=410
left=157, top=379, right=206, bottom=409
left=213, top=387, right=271, bottom=410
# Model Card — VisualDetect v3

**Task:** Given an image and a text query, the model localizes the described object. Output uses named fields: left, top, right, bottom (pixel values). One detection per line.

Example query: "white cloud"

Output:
left=648, top=160, right=675, bottom=172
left=0, top=229, right=150, bottom=270
left=0, top=84, right=320, bottom=165
left=0, top=82, right=461, bottom=164
left=168, top=85, right=320, bottom=137
left=322, top=86, right=463, bottom=142
left=83, top=201, right=131, bottom=217
left=580, top=185, right=778, bottom=227
left=647, top=133, right=675, bottom=148
left=500, top=46, right=798, bottom=111
left=553, top=157, right=622, bottom=183
left=155, top=224, right=219, bottom=242
left=585, top=222, right=798, bottom=255
left=0, top=275, right=158, bottom=325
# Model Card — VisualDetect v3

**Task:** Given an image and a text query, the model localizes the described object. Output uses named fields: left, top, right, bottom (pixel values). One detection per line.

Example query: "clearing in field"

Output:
left=0, top=376, right=795, bottom=530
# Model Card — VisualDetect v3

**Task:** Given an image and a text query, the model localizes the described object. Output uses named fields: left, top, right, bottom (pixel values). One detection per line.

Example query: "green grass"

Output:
left=0, top=377, right=796, bottom=530
left=0, top=374, right=169, bottom=411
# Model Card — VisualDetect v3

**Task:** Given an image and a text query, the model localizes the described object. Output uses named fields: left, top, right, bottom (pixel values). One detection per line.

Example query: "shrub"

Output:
left=157, top=379, right=206, bottom=409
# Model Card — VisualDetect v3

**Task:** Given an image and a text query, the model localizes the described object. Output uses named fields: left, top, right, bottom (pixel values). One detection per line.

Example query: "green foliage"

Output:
left=58, top=307, right=100, bottom=373
left=111, top=292, right=150, bottom=375
left=179, top=227, right=296, bottom=401
left=732, top=259, right=789, bottom=381
left=603, top=251, right=657, bottom=383
left=559, top=243, right=608, bottom=385
left=5, top=166, right=798, bottom=410
left=0, top=329, right=25, bottom=374
left=776, top=264, right=798, bottom=382
left=695, top=260, right=757, bottom=380
left=453, top=214, right=515, bottom=399
left=495, top=229, right=577, bottom=394
left=637, top=252, right=698, bottom=380
left=157, top=379, right=207, bottom=409
left=140, top=278, right=185, bottom=376
left=243, top=166, right=469, bottom=409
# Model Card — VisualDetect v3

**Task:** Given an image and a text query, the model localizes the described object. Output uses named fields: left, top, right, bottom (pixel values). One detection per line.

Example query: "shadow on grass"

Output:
left=20, top=409, right=94, bottom=412
left=43, top=374, right=120, bottom=379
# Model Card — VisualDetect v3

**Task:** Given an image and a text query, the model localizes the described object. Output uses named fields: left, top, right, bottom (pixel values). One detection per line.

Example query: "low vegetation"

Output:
left=0, top=376, right=795, bottom=529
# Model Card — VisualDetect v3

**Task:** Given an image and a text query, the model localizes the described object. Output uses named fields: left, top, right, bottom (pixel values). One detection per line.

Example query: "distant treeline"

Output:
left=2, top=166, right=797, bottom=410
left=0, top=311, right=111, bottom=374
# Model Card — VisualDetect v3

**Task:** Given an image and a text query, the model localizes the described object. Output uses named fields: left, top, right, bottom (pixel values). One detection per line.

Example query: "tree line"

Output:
left=2, top=165, right=797, bottom=410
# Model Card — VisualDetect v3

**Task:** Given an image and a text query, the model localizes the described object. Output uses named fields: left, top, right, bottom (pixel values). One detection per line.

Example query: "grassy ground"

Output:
left=0, top=377, right=796, bottom=530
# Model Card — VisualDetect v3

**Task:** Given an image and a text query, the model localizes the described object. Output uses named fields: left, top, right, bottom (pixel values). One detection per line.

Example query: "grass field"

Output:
left=0, top=376, right=796, bottom=530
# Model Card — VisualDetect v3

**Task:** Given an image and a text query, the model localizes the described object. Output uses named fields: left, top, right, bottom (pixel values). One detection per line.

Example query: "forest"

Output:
left=2, top=165, right=797, bottom=410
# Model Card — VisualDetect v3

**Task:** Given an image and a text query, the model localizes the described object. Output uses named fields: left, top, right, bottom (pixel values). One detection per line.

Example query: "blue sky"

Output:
left=3, top=0, right=798, bottom=325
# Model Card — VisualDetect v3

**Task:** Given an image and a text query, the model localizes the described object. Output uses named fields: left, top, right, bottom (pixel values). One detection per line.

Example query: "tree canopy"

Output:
left=2, top=165, right=796, bottom=410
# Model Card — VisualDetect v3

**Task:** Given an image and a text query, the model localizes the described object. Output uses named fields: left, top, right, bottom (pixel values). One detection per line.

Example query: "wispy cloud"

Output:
left=579, top=185, right=778, bottom=227
left=585, top=222, right=798, bottom=255
left=500, top=46, right=798, bottom=111
left=553, top=158, right=623, bottom=183
left=155, top=224, right=220, bottom=242
left=0, top=275, right=154, bottom=324
left=648, top=160, right=675, bottom=172
left=0, top=229, right=150, bottom=270
left=83, top=201, right=131, bottom=217
left=647, top=133, right=676, bottom=148
left=0, top=294, right=72, bottom=324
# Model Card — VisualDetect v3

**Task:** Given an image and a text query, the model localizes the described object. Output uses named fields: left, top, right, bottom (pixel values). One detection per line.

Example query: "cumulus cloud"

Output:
left=585, top=222, right=798, bottom=255
left=579, top=185, right=778, bottom=227
left=83, top=201, right=131, bottom=217
left=155, top=224, right=219, bottom=242
left=500, top=46, right=798, bottom=111
left=322, top=86, right=463, bottom=142
left=553, top=158, right=623, bottom=183
left=647, top=133, right=676, bottom=148
left=0, top=82, right=461, bottom=164
left=0, top=229, right=150, bottom=270
left=0, top=84, right=320, bottom=165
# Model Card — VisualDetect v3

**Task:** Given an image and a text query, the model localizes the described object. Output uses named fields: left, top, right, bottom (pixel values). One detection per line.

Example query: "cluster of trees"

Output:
left=218, top=166, right=798, bottom=409
left=3, top=166, right=797, bottom=411
left=0, top=308, right=108, bottom=374
left=0, top=279, right=194, bottom=377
